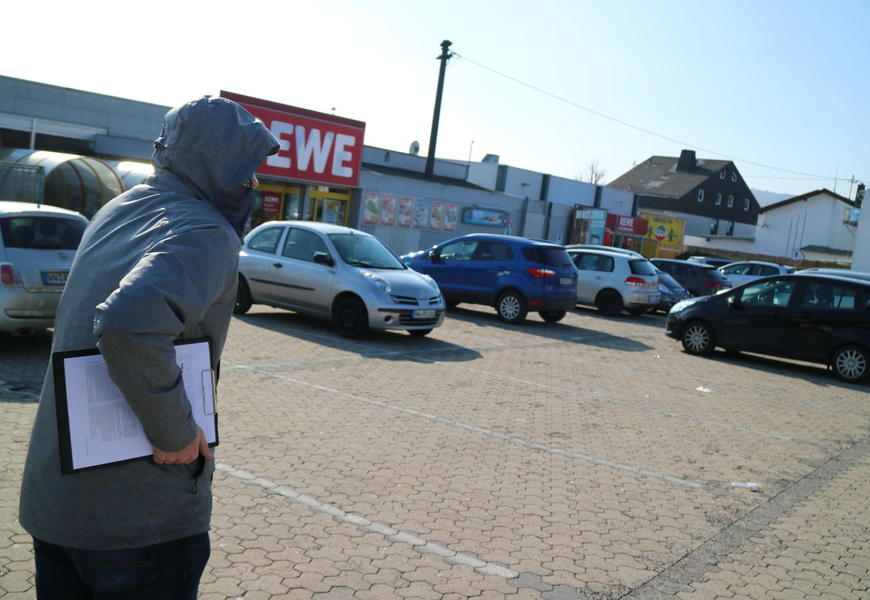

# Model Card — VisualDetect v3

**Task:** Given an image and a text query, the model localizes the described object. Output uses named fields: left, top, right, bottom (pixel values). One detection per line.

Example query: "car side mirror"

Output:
left=430, top=250, right=441, bottom=263
left=727, top=295, right=741, bottom=310
left=313, top=252, right=334, bottom=267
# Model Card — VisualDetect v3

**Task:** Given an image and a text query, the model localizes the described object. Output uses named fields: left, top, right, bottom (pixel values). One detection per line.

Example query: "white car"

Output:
left=566, top=248, right=659, bottom=315
left=0, top=201, right=89, bottom=333
left=718, top=260, right=795, bottom=287
left=235, top=221, right=445, bottom=338
left=563, top=244, right=644, bottom=258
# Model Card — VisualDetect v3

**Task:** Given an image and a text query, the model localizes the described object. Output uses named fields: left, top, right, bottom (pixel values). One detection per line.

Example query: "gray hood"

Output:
left=149, top=96, right=279, bottom=234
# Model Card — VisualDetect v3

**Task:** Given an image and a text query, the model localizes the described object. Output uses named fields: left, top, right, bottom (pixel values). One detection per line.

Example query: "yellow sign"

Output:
left=640, top=213, right=685, bottom=257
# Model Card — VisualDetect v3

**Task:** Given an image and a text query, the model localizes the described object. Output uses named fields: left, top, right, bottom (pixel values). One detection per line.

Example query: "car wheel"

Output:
left=234, top=277, right=252, bottom=314
left=408, top=328, right=433, bottom=337
left=333, top=296, right=369, bottom=338
left=539, top=310, right=566, bottom=323
left=681, top=320, right=715, bottom=355
left=595, top=289, right=623, bottom=315
left=496, top=290, right=528, bottom=323
left=831, top=345, right=868, bottom=382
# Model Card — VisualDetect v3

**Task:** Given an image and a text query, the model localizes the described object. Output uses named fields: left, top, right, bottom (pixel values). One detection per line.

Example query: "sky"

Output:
left=4, top=0, right=869, bottom=199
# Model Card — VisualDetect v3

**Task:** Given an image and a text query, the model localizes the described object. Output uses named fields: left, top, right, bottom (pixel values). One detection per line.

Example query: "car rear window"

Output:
left=0, top=216, right=86, bottom=250
left=629, top=259, right=657, bottom=276
left=522, top=246, right=573, bottom=267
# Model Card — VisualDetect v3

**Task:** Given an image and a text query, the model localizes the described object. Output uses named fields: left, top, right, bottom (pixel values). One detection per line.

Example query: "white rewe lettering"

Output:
left=266, top=121, right=293, bottom=169
left=331, top=134, right=355, bottom=178
left=295, top=126, right=333, bottom=174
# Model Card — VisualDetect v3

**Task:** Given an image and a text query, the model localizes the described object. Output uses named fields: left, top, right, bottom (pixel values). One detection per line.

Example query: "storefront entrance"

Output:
left=310, top=186, right=351, bottom=225
left=249, top=183, right=351, bottom=231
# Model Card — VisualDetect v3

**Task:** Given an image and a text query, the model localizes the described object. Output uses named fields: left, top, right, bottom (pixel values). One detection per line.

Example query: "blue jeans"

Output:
left=33, top=533, right=210, bottom=600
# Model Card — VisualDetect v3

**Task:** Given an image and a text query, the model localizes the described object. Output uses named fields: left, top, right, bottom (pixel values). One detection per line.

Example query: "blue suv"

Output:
left=402, top=234, right=577, bottom=324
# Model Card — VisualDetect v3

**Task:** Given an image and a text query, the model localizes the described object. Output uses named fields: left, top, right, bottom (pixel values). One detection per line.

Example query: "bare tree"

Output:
left=577, top=161, right=606, bottom=184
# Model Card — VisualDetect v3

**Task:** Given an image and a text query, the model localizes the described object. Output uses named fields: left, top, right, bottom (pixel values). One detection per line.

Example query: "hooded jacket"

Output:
left=19, top=97, right=279, bottom=550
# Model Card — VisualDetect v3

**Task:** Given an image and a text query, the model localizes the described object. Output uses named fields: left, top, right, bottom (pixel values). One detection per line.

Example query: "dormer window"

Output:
left=727, top=195, right=734, bottom=208
left=720, top=170, right=726, bottom=179
left=697, top=189, right=705, bottom=202
left=744, top=198, right=750, bottom=210
left=731, top=172, right=737, bottom=182
left=715, top=193, right=722, bottom=206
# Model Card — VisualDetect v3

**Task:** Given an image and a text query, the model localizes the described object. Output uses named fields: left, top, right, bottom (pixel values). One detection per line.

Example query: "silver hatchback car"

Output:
left=567, top=248, right=660, bottom=315
left=235, top=221, right=445, bottom=338
left=0, top=201, right=89, bottom=333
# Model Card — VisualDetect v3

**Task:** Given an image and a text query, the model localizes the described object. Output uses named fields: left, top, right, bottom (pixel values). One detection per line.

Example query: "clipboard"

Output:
left=52, top=337, right=219, bottom=474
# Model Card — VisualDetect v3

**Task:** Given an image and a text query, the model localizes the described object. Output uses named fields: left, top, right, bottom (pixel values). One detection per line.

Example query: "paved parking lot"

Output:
left=1, top=305, right=868, bottom=599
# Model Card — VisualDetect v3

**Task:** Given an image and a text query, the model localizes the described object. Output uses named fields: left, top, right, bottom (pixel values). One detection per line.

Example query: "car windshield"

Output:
left=329, top=233, right=405, bottom=269
left=703, top=266, right=730, bottom=281
left=657, top=271, right=682, bottom=289
left=0, top=216, right=86, bottom=250
left=522, top=246, right=573, bottom=267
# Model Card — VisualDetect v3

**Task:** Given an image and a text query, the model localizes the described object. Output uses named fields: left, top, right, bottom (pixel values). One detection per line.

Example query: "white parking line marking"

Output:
left=232, top=365, right=744, bottom=499
left=216, top=461, right=519, bottom=578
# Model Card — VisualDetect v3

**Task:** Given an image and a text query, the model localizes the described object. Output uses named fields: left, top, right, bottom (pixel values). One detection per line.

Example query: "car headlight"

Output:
left=362, top=271, right=391, bottom=293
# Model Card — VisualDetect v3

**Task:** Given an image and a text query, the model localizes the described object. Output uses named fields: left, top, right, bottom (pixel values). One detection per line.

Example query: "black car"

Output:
left=651, top=258, right=732, bottom=296
left=666, top=273, right=870, bottom=382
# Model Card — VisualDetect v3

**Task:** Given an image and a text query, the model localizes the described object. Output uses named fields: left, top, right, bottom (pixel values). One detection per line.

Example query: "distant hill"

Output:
left=752, top=189, right=793, bottom=207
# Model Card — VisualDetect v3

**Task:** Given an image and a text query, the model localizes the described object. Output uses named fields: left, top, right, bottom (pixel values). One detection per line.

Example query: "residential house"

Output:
left=684, top=189, right=859, bottom=265
left=608, top=149, right=760, bottom=238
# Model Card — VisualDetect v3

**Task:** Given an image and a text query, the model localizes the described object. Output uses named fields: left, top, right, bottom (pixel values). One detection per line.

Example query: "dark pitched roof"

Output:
left=608, top=154, right=731, bottom=198
left=759, top=188, right=854, bottom=213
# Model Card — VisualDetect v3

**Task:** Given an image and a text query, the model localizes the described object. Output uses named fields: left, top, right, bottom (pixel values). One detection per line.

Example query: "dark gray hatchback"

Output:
left=665, top=273, right=870, bottom=382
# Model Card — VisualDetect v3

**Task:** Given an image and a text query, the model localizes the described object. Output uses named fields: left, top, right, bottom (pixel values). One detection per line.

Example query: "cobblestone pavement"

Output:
left=1, top=305, right=868, bottom=599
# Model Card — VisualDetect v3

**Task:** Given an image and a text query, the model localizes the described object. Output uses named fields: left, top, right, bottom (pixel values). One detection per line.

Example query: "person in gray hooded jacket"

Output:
left=19, top=96, right=279, bottom=599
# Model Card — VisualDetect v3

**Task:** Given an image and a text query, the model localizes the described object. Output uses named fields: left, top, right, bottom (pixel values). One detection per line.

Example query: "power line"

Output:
left=452, top=51, right=867, bottom=184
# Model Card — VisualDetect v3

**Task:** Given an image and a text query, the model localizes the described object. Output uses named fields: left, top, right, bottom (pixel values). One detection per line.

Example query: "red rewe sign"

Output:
left=221, top=91, right=366, bottom=187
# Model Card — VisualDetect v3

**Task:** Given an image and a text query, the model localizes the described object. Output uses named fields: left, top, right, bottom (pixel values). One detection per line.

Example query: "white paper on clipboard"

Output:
left=58, top=340, right=217, bottom=472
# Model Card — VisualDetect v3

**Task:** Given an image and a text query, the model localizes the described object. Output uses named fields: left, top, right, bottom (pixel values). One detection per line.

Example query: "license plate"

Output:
left=42, top=271, right=69, bottom=285
left=559, top=277, right=574, bottom=285
left=413, top=309, right=436, bottom=319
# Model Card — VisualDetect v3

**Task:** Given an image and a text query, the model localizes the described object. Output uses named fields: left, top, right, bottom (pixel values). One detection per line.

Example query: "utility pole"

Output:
left=425, top=40, right=453, bottom=178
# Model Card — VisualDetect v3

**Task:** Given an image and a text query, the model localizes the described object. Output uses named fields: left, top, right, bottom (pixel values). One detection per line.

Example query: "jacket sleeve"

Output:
left=94, top=227, right=239, bottom=452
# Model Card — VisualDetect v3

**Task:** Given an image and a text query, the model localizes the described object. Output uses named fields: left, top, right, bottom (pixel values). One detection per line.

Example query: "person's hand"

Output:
left=152, top=427, right=213, bottom=465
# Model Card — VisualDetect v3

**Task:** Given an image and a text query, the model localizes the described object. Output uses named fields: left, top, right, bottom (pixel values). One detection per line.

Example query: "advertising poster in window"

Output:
left=322, top=200, right=339, bottom=224
left=413, top=199, right=430, bottom=230
left=261, top=193, right=281, bottom=221
left=380, top=195, right=396, bottom=225
left=397, top=197, right=413, bottom=228
left=429, top=201, right=443, bottom=230
left=443, top=203, right=458, bottom=231
left=362, top=192, right=379, bottom=225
